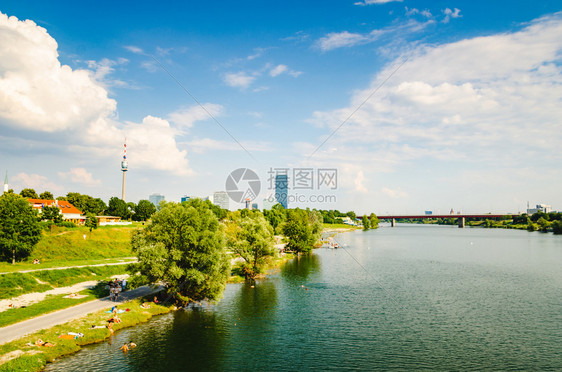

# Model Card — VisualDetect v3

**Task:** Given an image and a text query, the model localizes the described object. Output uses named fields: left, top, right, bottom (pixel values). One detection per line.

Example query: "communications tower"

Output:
left=121, top=140, right=128, bottom=201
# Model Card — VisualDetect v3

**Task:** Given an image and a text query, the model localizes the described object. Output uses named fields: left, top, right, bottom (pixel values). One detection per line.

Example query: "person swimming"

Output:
left=120, top=342, right=129, bottom=352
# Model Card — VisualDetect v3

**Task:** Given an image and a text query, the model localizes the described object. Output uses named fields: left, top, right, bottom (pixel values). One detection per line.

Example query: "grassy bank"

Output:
left=0, top=265, right=129, bottom=300
left=322, top=223, right=360, bottom=231
left=0, top=224, right=139, bottom=273
left=31, top=225, right=139, bottom=262
left=0, top=284, right=108, bottom=328
left=0, top=297, right=172, bottom=372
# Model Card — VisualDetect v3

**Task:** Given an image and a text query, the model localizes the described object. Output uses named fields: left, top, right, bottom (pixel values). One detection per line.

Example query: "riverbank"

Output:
left=0, top=294, right=172, bottom=371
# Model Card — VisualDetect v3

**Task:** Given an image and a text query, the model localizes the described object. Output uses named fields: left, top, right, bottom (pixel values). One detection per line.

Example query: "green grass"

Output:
left=0, top=284, right=108, bottom=328
left=0, top=296, right=172, bottom=372
left=31, top=225, right=139, bottom=262
left=0, top=273, right=52, bottom=299
left=0, top=265, right=130, bottom=300
left=322, top=223, right=360, bottom=230
left=0, top=224, right=141, bottom=273
left=0, top=257, right=136, bottom=274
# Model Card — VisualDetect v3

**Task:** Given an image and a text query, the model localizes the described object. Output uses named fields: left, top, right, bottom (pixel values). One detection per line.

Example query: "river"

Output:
left=46, top=225, right=562, bottom=371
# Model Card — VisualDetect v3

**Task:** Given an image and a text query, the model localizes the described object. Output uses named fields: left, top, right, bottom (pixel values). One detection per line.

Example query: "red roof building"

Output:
left=27, top=199, right=85, bottom=224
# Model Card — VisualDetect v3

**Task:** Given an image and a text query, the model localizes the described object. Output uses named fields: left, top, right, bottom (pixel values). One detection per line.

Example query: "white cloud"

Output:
left=0, top=13, right=116, bottom=132
left=168, top=104, right=224, bottom=129
left=405, top=7, right=432, bottom=18
left=317, top=31, right=367, bottom=51
left=355, top=0, right=403, bottom=6
left=58, top=168, right=101, bottom=186
left=247, top=47, right=267, bottom=60
left=123, top=116, right=193, bottom=175
left=316, top=19, right=433, bottom=51
left=381, top=187, right=408, bottom=198
left=186, top=138, right=270, bottom=154
left=442, top=8, right=462, bottom=23
left=223, top=71, right=256, bottom=89
left=306, top=13, right=562, bottom=189
left=0, top=12, right=197, bottom=176
left=405, top=7, right=419, bottom=16
left=140, top=60, right=159, bottom=72
left=11, top=173, right=64, bottom=194
left=270, top=64, right=288, bottom=77
left=269, top=64, right=302, bottom=77
left=124, top=45, right=143, bottom=54
left=85, top=57, right=129, bottom=88
left=355, top=170, right=368, bottom=193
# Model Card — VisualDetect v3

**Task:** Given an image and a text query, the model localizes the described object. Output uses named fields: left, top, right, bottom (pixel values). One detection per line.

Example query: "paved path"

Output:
left=0, top=285, right=161, bottom=345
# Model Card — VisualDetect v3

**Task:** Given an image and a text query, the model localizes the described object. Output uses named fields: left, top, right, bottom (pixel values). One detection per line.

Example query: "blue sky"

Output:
left=0, top=1, right=561, bottom=214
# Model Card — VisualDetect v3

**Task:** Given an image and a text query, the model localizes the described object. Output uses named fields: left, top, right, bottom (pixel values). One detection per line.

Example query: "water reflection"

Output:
left=281, top=253, right=321, bottom=282
left=45, top=227, right=562, bottom=371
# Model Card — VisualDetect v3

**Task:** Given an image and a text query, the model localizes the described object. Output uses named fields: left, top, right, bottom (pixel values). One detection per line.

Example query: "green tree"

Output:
left=282, top=209, right=321, bottom=254
left=369, top=213, right=379, bottom=229
left=527, top=222, right=537, bottom=232
left=537, top=217, right=551, bottom=232
left=41, top=205, right=62, bottom=223
left=346, top=211, right=356, bottom=220
left=0, top=193, right=42, bottom=264
left=362, top=215, right=370, bottom=230
left=552, top=220, right=562, bottom=234
left=85, top=212, right=98, bottom=233
left=66, top=192, right=106, bottom=215
left=39, top=191, right=54, bottom=200
left=264, top=203, right=286, bottom=233
left=231, top=215, right=276, bottom=279
left=133, top=199, right=157, bottom=221
left=20, top=188, right=38, bottom=199
left=130, top=201, right=229, bottom=305
left=107, top=197, right=130, bottom=219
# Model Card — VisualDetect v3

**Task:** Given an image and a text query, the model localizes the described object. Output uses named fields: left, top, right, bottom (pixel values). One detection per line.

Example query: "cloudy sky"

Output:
left=0, top=1, right=561, bottom=214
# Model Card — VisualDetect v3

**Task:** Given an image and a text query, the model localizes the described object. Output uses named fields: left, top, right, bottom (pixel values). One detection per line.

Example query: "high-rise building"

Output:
left=121, top=141, right=128, bottom=201
left=181, top=195, right=209, bottom=203
left=213, top=191, right=229, bottom=210
left=275, top=174, right=288, bottom=209
left=149, top=193, right=165, bottom=207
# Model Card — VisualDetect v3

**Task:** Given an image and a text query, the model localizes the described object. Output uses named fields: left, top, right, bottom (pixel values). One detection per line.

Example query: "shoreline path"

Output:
left=0, top=285, right=161, bottom=345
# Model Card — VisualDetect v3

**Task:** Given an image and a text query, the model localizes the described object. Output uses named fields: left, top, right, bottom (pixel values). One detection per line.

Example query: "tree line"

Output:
left=11, top=188, right=157, bottom=222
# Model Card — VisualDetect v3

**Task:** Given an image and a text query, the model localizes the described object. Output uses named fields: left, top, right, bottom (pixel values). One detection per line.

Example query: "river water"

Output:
left=46, top=225, right=562, bottom=371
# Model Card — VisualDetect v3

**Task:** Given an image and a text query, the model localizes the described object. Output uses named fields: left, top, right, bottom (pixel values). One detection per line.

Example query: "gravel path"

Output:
left=0, top=280, right=100, bottom=312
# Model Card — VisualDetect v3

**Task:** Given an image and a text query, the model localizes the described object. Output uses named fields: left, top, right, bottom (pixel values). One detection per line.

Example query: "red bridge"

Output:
left=376, top=214, right=507, bottom=228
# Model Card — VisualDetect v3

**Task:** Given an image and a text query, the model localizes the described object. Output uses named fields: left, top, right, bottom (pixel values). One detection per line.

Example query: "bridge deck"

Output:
left=377, top=215, right=505, bottom=219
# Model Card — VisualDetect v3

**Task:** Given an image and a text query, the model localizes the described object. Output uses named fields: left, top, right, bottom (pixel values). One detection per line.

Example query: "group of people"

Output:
left=120, top=341, right=137, bottom=352
left=109, top=278, right=127, bottom=301
left=32, top=259, right=41, bottom=264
